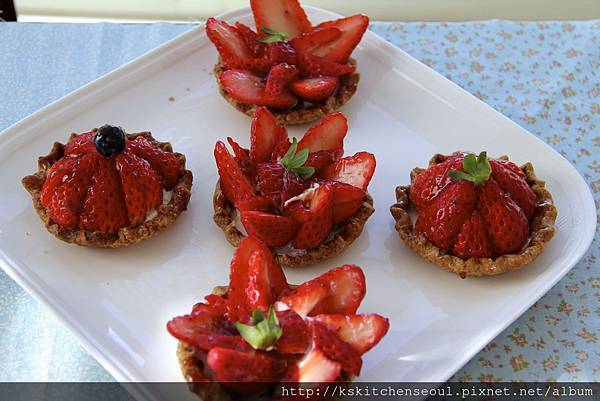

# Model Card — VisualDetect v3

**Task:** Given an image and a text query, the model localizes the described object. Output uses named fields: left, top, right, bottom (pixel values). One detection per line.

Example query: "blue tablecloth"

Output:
left=0, top=20, right=598, bottom=382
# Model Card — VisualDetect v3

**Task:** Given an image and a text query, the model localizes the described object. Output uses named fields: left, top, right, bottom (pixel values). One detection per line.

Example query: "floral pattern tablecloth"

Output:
left=0, top=20, right=598, bottom=381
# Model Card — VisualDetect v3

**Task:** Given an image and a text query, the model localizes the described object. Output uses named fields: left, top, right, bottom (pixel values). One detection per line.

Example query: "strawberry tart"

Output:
left=213, top=107, right=376, bottom=267
left=22, top=125, right=193, bottom=247
left=168, top=237, right=389, bottom=399
left=206, top=0, right=368, bottom=125
left=390, top=152, right=557, bottom=277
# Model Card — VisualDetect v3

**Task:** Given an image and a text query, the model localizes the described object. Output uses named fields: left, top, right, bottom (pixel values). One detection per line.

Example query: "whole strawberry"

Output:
left=412, top=151, right=535, bottom=259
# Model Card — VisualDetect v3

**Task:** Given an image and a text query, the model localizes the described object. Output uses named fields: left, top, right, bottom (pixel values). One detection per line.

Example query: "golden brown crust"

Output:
left=214, top=60, right=360, bottom=126
left=21, top=131, right=193, bottom=248
left=213, top=180, right=374, bottom=267
left=389, top=154, right=557, bottom=277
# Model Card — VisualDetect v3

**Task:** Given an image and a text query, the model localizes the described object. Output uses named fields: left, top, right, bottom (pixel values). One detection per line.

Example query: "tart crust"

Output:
left=214, top=59, right=360, bottom=126
left=389, top=154, right=557, bottom=277
left=176, top=286, right=350, bottom=400
left=21, top=131, right=193, bottom=248
left=213, top=181, right=374, bottom=268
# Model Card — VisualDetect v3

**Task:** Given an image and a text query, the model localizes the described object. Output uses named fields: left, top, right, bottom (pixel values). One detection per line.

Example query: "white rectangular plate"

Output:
left=0, top=6, right=595, bottom=401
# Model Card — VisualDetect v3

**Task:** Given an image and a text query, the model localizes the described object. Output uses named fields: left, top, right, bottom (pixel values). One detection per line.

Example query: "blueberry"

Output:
left=94, top=125, right=126, bottom=157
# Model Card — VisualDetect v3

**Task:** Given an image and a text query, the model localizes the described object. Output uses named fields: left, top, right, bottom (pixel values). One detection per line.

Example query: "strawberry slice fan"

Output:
left=167, top=237, right=390, bottom=398
left=213, top=107, right=376, bottom=268
left=21, top=125, right=193, bottom=248
left=206, top=0, right=369, bottom=125
left=390, top=152, right=557, bottom=278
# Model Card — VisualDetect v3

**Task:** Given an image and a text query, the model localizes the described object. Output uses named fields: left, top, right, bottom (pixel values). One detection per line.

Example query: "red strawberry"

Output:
left=64, top=131, right=94, bottom=155
left=220, top=69, right=298, bottom=109
left=415, top=180, right=476, bottom=250
left=226, top=137, right=255, bottom=182
left=453, top=210, right=493, bottom=258
left=251, top=107, right=288, bottom=163
left=305, top=149, right=343, bottom=174
left=321, top=151, right=376, bottom=191
left=490, top=159, right=536, bottom=219
left=493, top=158, right=527, bottom=179
left=227, top=237, right=266, bottom=322
left=279, top=281, right=327, bottom=317
left=308, top=264, right=366, bottom=315
left=310, top=320, right=362, bottom=376
left=282, top=169, right=309, bottom=203
left=268, top=42, right=297, bottom=66
left=291, top=26, right=342, bottom=54
left=321, top=180, right=366, bottom=224
left=79, top=157, right=129, bottom=233
left=207, top=347, right=287, bottom=395
left=271, top=138, right=292, bottom=160
left=311, top=14, right=369, bottom=63
left=44, top=154, right=97, bottom=228
left=250, top=0, right=311, bottom=40
left=264, top=63, right=300, bottom=98
left=409, top=157, right=463, bottom=211
left=206, top=18, right=269, bottom=74
left=214, top=141, right=256, bottom=208
left=476, top=178, right=529, bottom=255
left=297, top=112, right=347, bottom=153
left=283, top=348, right=341, bottom=382
left=116, top=152, right=163, bottom=226
left=236, top=195, right=277, bottom=212
left=257, top=162, right=285, bottom=196
left=275, top=309, right=310, bottom=354
left=299, top=52, right=356, bottom=77
left=126, top=136, right=181, bottom=190
left=287, top=184, right=334, bottom=249
left=290, top=76, right=338, bottom=103
left=241, top=211, right=300, bottom=247
left=235, top=22, right=266, bottom=57
left=314, top=313, right=389, bottom=355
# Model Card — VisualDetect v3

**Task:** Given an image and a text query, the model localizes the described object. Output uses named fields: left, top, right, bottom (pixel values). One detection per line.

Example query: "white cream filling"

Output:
left=283, top=183, right=320, bottom=208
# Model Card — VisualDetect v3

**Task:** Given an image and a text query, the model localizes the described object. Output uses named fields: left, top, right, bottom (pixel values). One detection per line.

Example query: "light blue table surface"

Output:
left=0, top=20, right=598, bottom=382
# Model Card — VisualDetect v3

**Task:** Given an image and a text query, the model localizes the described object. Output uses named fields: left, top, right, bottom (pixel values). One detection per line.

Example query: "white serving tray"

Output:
left=0, top=6, right=595, bottom=401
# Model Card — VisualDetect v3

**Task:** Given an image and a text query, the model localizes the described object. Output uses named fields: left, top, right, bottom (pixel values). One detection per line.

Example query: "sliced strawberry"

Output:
left=79, top=156, right=129, bottom=233
left=279, top=282, right=327, bottom=317
left=310, top=320, right=362, bottom=376
left=283, top=348, right=341, bottom=382
left=322, top=179, right=366, bottom=224
left=214, top=141, right=256, bottom=208
left=490, top=159, right=536, bottom=219
left=64, top=131, right=94, bottom=155
left=250, top=0, right=311, bottom=39
left=264, top=63, right=300, bottom=98
left=241, top=211, right=300, bottom=247
left=167, top=311, right=247, bottom=352
left=453, top=210, right=493, bottom=259
left=409, top=157, right=463, bottom=211
left=227, top=137, right=255, bottom=181
left=275, top=309, right=310, bottom=354
left=271, top=138, right=292, bottom=160
left=44, top=154, right=97, bottom=228
left=415, top=180, right=476, bottom=250
left=206, top=18, right=269, bottom=74
left=257, top=162, right=285, bottom=196
left=321, top=151, right=376, bottom=191
left=291, top=26, right=342, bottom=54
left=313, top=313, right=389, bottom=355
left=298, top=112, right=347, bottom=153
left=311, top=14, right=369, bottom=63
left=126, top=136, right=181, bottom=190
left=116, top=151, right=162, bottom=226
left=305, top=149, right=342, bottom=175
left=477, top=178, right=529, bottom=255
left=251, top=107, right=288, bottom=164
left=281, top=169, right=309, bottom=204
left=299, top=52, right=356, bottom=77
left=220, top=69, right=298, bottom=110
left=246, top=250, right=275, bottom=309
left=236, top=195, right=277, bottom=212
left=268, top=42, right=297, bottom=66
left=309, top=264, right=366, bottom=315
left=287, top=184, right=334, bottom=249
left=234, top=22, right=266, bottom=57
left=291, top=76, right=338, bottom=103
left=207, top=347, right=287, bottom=395
left=493, top=158, right=527, bottom=179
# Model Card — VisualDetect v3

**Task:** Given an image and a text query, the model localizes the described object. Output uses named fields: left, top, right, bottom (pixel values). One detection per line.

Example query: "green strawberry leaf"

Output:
left=234, top=306, right=282, bottom=351
left=280, top=138, right=315, bottom=180
left=259, top=26, right=289, bottom=43
left=449, top=151, right=491, bottom=185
